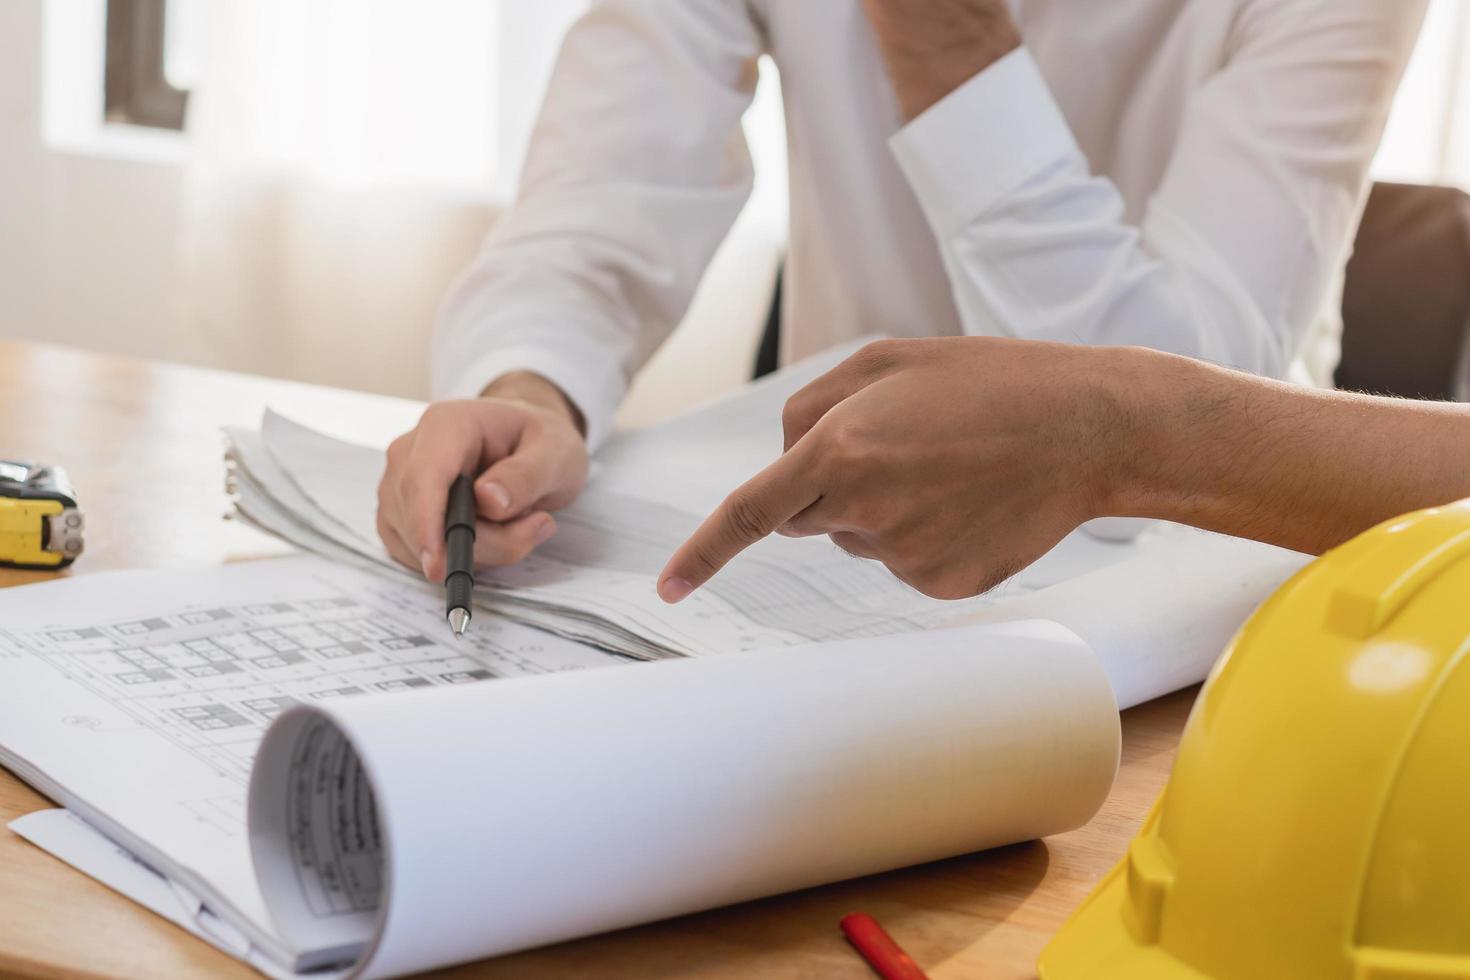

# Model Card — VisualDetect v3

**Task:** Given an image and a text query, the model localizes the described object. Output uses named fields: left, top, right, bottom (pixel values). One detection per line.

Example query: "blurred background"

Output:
left=1, top=0, right=1467, bottom=425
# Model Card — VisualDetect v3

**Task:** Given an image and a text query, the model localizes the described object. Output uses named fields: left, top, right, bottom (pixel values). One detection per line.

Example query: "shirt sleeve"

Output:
left=888, top=0, right=1427, bottom=379
left=432, top=0, right=764, bottom=449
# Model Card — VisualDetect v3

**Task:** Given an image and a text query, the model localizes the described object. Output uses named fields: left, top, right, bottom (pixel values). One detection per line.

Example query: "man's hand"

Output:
left=377, top=372, right=589, bottom=582
left=659, top=338, right=1129, bottom=602
left=861, top=0, right=1021, bottom=121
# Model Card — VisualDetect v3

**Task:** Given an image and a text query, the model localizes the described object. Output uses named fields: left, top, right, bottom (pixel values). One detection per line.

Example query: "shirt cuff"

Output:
left=889, top=47, right=1080, bottom=238
left=432, top=341, right=626, bottom=451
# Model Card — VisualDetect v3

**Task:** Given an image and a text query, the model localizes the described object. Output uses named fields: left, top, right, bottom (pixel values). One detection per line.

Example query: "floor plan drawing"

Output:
left=0, top=560, right=626, bottom=787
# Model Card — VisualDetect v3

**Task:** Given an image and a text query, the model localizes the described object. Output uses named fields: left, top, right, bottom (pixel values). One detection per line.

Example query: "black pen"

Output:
left=444, top=474, right=476, bottom=637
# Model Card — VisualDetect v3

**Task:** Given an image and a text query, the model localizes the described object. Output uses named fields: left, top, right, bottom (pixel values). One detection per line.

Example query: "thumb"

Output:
left=475, top=431, right=574, bottom=520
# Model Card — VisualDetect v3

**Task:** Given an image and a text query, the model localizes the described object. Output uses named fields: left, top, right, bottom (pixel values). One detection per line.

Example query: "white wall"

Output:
left=0, top=1, right=184, bottom=367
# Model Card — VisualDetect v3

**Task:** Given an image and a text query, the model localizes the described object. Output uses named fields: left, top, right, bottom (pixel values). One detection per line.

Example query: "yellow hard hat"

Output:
left=1040, top=499, right=1470, bottom=980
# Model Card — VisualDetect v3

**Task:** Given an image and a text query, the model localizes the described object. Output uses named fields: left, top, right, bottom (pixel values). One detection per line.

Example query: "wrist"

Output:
left=481, top=372, right=586, bottom=438
left=874, top=8, right=1021, bottom=121
left=1089, top=347, right=1213, bottom=523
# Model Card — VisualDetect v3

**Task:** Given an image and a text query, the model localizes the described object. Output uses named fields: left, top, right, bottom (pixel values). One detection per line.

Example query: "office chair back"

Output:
left=1338, top=181, right=1470, bottom=401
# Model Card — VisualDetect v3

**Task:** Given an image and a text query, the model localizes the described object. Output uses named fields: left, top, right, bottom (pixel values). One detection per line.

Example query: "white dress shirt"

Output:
left=433, top=0, right=1425, bottom=448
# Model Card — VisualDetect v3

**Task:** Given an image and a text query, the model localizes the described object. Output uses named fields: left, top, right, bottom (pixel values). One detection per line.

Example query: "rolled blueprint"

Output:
left=248, top=619, right=1121, bottom=977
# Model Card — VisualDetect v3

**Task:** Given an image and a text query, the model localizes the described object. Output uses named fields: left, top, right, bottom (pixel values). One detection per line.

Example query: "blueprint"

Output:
left=0, top=556, right=622, bottom=974
left=231, top=358, right=1145, bottom=661
left=1, top=563, right=616, bottom=789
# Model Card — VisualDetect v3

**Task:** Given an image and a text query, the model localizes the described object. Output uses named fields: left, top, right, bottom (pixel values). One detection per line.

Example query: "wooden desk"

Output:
left=0, top=339, right=1194, bottom=979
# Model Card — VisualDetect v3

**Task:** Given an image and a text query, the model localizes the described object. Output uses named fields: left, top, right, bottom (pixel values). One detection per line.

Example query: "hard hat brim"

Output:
left=1038, top=860, right=1209, bottom=980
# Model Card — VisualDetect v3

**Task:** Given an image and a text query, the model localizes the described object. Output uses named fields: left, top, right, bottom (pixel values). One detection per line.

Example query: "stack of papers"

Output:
left=225, top=345, right=1152, bottom=662
left=0, top=572, right=1119, bottom=977
left=223, top=343, right=1310, bottom=706
left=0, top=556, right=623, bottom=977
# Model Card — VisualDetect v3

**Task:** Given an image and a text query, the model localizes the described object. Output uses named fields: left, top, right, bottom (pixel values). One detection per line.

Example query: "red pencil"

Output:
left=840, top=913, right=930, bottom=980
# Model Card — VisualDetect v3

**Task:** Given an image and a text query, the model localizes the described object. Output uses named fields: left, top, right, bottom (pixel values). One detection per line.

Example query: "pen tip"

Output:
left=448, top=607, right=470, bottom=638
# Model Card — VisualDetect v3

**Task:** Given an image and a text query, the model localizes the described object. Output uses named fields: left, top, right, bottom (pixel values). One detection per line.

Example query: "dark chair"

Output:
left=1338, top=181, right=1470, bottom=401
left=755, top=182, right=1470, bottom=400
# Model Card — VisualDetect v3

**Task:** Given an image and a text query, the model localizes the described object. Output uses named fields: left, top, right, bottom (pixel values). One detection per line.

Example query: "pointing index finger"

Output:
left=658, top=447, right=822, bottom=603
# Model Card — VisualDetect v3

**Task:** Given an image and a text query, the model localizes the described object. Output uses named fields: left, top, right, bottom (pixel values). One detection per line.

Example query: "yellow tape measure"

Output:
left=0, top=461, right=83, bottom=569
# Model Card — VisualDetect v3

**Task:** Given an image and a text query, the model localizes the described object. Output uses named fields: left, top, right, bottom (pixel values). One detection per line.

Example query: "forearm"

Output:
left=1105, top=350, right=1470, bottom=554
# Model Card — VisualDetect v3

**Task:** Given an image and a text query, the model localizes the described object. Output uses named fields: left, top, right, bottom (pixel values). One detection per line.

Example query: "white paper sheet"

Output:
left=236, top=371, right=1309, bottom=697
left=248, top=619, right=1122, bottom=978
left=0, top=556, right=621, bottom=975
left=956, top=526, right=1313, bottom=707
left=0, top=339, right=1319, bottom=979
left=10, top=809, right=309, bottom=980
left=244, top=400, right=1144, bottom=661
left=232, top=339, right=1304, bottom=690
left=0, top=519, right=1309, bottom=977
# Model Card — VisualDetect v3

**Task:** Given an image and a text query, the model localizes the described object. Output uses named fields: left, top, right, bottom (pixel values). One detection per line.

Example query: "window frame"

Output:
left=104, top=0, right=188, bottom=131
